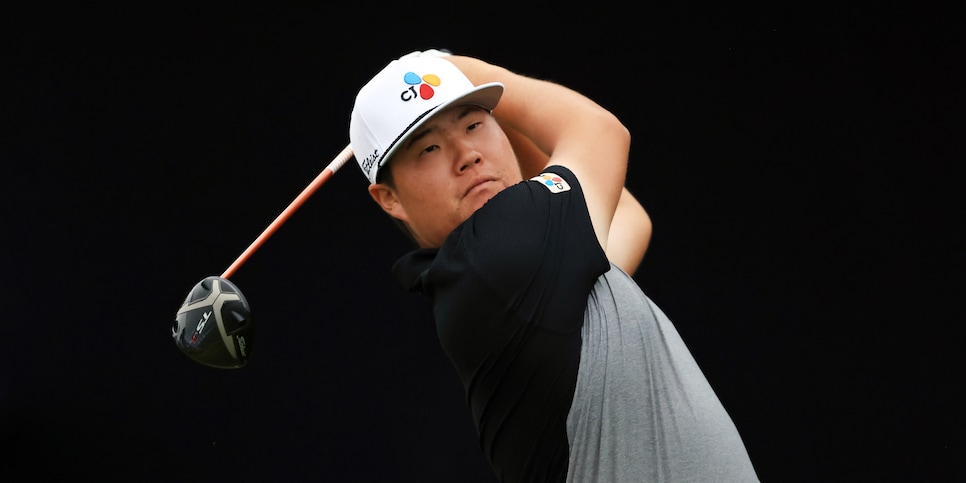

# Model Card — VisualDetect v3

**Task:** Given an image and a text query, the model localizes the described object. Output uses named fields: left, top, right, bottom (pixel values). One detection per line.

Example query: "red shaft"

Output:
left=221, top=145, right=353, bottom=279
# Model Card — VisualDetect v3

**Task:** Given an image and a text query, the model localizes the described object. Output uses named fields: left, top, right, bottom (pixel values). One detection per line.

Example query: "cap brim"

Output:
left=376, top=82, right=504, bottom=178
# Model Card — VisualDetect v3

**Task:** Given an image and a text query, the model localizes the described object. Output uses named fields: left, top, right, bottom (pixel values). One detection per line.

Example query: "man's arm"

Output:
left=607, top=189, right=652, bottom=275
left=501, top=105, right=651, bottom=275
left=447, top=55, right=629, bottom=255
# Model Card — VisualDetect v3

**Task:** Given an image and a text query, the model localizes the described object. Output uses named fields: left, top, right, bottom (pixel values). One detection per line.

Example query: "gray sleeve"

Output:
left=566, top=265, right=760, bottom=482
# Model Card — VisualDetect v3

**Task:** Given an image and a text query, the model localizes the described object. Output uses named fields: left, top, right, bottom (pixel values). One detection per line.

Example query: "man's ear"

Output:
left=368, top=183, right=408, bottom=221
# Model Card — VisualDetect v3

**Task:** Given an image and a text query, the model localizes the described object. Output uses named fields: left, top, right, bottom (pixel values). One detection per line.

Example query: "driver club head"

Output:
left=172, top=276, right=253, bottom=369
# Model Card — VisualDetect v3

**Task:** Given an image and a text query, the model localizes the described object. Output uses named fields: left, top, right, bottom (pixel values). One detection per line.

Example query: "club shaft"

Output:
left=222, top=145, right=353, bottom=279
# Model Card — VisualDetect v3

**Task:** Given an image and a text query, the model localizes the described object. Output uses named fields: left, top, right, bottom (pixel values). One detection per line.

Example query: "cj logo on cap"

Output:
left=400, top=72, right=441, bottom=101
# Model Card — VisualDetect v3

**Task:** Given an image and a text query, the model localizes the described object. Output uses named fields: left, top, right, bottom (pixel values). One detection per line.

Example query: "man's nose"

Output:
left=455, top=142, right=482, bottom=173
left=458, top=157, right=482, bottom=173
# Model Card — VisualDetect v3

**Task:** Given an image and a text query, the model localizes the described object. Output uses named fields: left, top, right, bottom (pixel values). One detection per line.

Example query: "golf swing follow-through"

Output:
left=171, top=145, right=353, bottom=369
left=173, top=48, right=760, bottom=481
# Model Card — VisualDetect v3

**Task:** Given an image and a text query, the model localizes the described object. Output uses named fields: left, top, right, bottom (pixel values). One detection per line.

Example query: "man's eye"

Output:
left=467, top=121, right=482, bottom=131
left=422, top=145, right=439, bottom=154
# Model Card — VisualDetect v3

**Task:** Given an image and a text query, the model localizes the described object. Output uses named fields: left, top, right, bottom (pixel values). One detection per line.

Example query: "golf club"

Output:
left=172, top=145, right=354, bottom=368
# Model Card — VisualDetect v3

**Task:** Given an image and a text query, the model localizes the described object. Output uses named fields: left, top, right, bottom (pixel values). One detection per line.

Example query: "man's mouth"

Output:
left=465, top=178, right=496, bottom=198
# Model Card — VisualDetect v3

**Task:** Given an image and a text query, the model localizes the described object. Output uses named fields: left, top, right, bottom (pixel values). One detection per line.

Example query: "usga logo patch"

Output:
left=530, top=173, right=571, bottom=193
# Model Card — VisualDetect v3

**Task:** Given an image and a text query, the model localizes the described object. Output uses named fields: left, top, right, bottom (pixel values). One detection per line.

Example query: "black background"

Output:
left=3, top=2, right=962, bottom=482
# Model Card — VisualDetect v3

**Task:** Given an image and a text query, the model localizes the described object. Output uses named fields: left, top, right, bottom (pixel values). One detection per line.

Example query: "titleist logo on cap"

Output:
left=360, top=149, right=379, bottom=177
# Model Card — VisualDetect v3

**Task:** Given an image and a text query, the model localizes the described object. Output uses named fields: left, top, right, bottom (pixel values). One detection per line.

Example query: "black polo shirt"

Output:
left=393, top=166, right=610, bottom=482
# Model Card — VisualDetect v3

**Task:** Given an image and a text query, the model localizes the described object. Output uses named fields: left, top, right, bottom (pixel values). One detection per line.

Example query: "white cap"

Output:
left=349, top=57, right=504, bottom=184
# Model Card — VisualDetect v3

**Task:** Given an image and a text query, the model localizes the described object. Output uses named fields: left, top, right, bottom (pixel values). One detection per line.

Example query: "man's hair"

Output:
left=376, top=162, right=419, bottom=245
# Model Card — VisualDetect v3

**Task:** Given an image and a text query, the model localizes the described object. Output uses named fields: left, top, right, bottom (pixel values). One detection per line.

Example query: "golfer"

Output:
left=348, top=50, right=759, bottom=482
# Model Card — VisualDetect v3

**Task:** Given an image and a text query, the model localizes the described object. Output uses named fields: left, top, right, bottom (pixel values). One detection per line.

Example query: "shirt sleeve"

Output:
left=455, top=165, right=610, bottom=334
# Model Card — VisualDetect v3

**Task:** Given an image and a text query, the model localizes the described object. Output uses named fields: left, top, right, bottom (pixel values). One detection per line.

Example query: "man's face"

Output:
left=368, top=104, right=522, bottom=248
